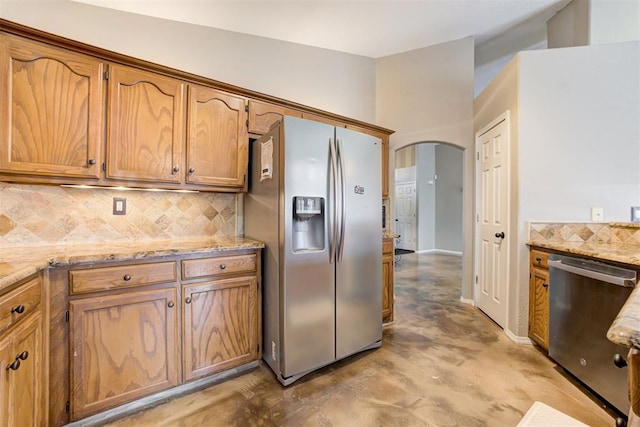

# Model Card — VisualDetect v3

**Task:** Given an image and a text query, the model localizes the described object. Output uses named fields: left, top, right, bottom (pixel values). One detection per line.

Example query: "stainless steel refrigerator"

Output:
left=245, top=116, right=382, bottom=385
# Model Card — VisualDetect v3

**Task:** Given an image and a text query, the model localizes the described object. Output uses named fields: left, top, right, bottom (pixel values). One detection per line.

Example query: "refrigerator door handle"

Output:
left=337, top=138, right=346, bottom=263
left=329, top=137, right=338, bottom=264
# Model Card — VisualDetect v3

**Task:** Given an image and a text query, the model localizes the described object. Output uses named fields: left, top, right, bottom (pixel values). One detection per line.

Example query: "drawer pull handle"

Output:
left=168, top=301, right=175, bottom=308
left=11, top=304, right=25, bottom=314
left=17, top=351, right=28, bottom=361
left=613, top=353, right=627, bottom=368
left=542, top=283, right=548, bottom=288
left=220, top=264, right=226, bottom=270
left=185, top=297, right=192, bottom=304
left=123, top=275, right=131, bottom=281
left=535, top=257, right=542, bottom=262
left=6, top=360, right=20, bottom=371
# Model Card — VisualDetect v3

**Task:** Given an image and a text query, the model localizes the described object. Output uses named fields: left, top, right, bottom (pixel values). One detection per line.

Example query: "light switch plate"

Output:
left=591, top=206, right=604, bottom=222
left=631, top=206, right=640, bottom=222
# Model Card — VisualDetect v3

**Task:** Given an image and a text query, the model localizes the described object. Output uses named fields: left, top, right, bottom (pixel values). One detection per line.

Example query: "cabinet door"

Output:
left=0, top=312, right=43, bottom=427
left=183, top=277, right=257, bottom=381
left=106, top=64, right=185, bottom=183
left=247, top=100, right=302, bottom=135
left=70, top=287, right=179, bottom=420
left=529, top=267, right=549, bottom=350
left=187, top=85, right=248, bottom=187
left=382, top=254, right=394, bottom=323
left=0, top=34, right=103, bottom=179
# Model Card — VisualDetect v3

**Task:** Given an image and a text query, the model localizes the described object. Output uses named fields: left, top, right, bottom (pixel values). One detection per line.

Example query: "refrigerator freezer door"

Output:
left=335, top=127, right=382, bottom=360
left=281, top=117, right=336, bottom=378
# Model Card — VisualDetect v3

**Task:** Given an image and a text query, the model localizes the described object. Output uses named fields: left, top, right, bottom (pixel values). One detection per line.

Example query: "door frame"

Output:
left=473, top=110, right=511, bottom=327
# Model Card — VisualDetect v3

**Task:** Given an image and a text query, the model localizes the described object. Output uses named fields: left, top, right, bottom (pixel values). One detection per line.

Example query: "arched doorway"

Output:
left=389, top=138, right=474, bottom=305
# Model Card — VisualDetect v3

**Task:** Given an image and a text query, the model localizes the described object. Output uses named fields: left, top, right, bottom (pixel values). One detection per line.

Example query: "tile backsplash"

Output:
left=529, top=222, right=640, bottom=245
left=0, top=183, right=237, bottom=247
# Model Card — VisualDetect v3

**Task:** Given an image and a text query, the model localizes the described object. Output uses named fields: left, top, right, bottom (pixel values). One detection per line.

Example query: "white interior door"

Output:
left=395, top=181, right=416, bottom=251
left=475, top=113, right=509, bottom=328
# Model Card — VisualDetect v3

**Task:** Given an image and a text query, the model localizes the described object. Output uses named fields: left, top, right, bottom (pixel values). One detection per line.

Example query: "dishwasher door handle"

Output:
left=548, top=259, right=636, bottom=287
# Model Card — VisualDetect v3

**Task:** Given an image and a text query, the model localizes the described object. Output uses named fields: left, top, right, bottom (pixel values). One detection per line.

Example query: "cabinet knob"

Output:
left=6, top=360, right=20, bottom=371
left=220, top=264, right=226, bottom=270
left=123, top=274, right=131, bottom=281
left=168, top=301, right=175, bottom=308
left=189, top=167, right=195, bottom=174
left=11, top=304, right=25, bottom=314
left=185, top=297, right=192, bottom=304
left=17, top=351, right=28, bottom=361
left=542, top=283, right=548, bottom=288
left=613, top=353, right=627, bottom=368
left=616, top=417, right=627, bottom=427
left=173, top=166, right=180, bottom=173
left=88, top=159, right=96, bottom=165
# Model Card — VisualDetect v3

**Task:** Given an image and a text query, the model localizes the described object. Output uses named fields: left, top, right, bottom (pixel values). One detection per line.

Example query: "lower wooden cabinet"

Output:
left=0, top=276, right=45, bottom=427
left=528, top=249, right=550, bottom=350
left=60, top=249, right=261, bottom=423
left=183, top=277, right=258, bottom=381
left=69, top=287, right=179, bottom=420
left=382, top=237, right=395, bottom=324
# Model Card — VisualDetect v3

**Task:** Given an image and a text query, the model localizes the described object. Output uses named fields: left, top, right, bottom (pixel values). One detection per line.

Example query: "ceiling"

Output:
left=70, top=0, right=569, bottom=58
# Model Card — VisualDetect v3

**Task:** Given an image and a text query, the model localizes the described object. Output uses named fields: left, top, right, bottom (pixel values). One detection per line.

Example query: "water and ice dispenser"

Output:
left=292, top=196, right=324, bottom=252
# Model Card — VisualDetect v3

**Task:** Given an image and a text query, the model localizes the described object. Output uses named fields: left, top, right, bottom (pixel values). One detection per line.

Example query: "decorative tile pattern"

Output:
left=0, top=183, right=237, bottom=247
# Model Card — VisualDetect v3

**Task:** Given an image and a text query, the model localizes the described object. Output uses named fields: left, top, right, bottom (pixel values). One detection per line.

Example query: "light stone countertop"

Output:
left=0, top=237, right=264, bottom=292
left=527, top=240, right=640, bottom=350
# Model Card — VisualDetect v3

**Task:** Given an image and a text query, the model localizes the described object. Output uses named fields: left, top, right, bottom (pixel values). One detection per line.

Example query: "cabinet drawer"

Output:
left=383, top=238, right=394, bottom=255
left=182, top=254, right=256, bottom=280
left=0, top=277, right=41, bottom=335
left=69, top=262, right=177, bottom=294
left=531, top=250, right=549, bottom=269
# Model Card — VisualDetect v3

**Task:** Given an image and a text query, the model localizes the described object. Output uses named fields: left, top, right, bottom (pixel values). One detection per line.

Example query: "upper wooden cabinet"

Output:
left=0, top=34, right=103, bottom=179
left=106, top=64, right=185, bottom=184
left=0, top=20, right=392, bottom=193
left=247, top=100, right=302, bottom=135
left=187, top=86, right=248, bottom=188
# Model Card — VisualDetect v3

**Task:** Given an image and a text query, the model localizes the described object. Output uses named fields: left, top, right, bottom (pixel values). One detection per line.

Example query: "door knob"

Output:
left=495, top=232, right=505, bottom=239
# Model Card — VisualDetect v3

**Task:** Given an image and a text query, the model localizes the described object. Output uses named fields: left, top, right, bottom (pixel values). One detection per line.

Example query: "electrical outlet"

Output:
left=591, top=206, right=604, bottom=222
left=113, top=197, right=126, bottom=215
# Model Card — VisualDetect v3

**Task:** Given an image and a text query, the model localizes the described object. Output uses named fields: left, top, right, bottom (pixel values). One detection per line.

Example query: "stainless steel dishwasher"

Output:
left=548, top=254, right=636, bottom=415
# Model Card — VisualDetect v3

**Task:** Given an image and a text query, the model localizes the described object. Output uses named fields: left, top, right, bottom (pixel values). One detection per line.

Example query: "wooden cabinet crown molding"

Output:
left=0, top=18, right=393, bottom=138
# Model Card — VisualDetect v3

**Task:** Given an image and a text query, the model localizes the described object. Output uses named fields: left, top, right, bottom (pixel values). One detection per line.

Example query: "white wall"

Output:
left=475, top=21, right=547, bottom=98
left=377, top=37, right=474, bottom=299
left=0, top=0, right=375, bottom=122
left=435, top=145, right=463, bottom=253
left=519, top=42, right=640, bottom=222
left=416, top=145, right=436, bottom=252
left=590, top=0, right=640, bottom=45
left=547, top=0, right=640, bottom=48
left=474, top=41, right=640, bottom=339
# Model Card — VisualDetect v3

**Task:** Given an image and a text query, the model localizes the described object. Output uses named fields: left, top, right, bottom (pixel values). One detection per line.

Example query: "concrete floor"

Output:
left=104, top=253, right=615, bottom=426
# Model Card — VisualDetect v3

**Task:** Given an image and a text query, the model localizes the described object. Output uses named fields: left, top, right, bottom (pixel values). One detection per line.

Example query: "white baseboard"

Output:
left=415, top=249, right=463, bottom=256
left=505, top=329, right=534, bottom=345
left=459, top=296, right=475, bottom=306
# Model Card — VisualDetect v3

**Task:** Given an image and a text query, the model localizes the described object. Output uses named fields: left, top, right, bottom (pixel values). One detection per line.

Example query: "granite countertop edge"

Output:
left=0, top=238, right=265, bottom=291
left=527, top=239, right=640, bottom=350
